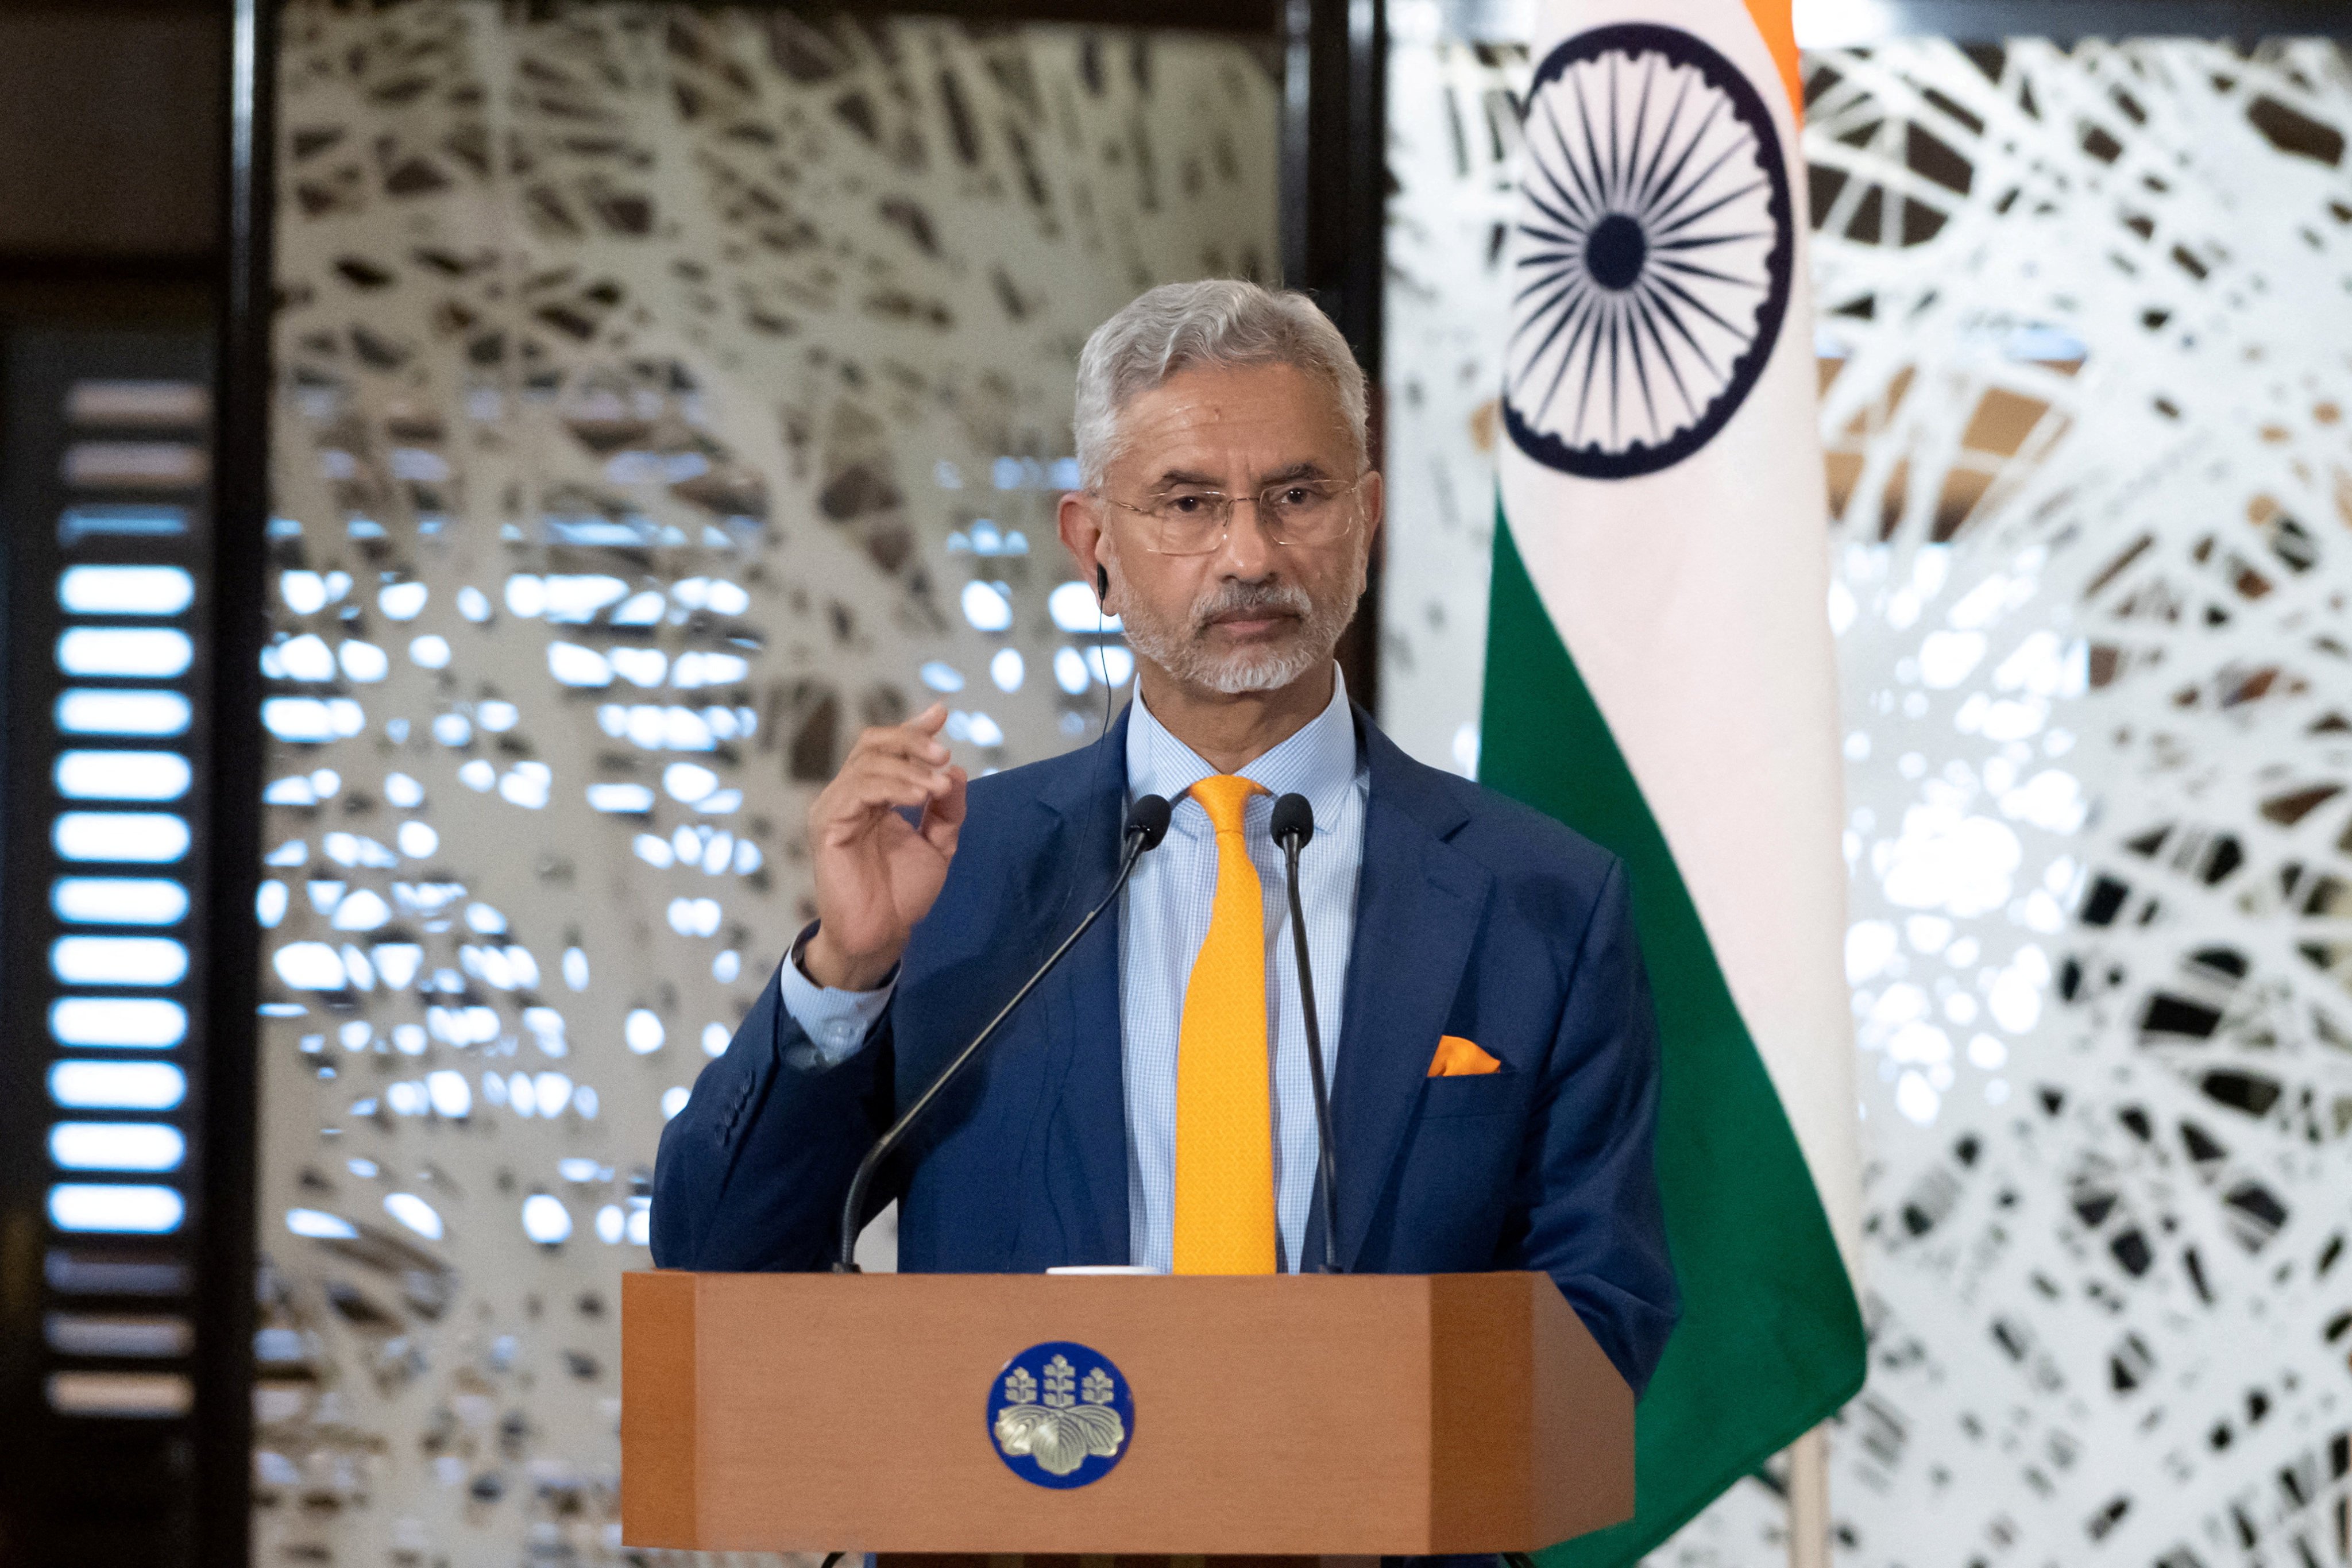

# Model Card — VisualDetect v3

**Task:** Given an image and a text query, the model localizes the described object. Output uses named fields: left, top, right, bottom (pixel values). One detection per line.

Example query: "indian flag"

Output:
left=1478, top=0, right=1867, bottom=1561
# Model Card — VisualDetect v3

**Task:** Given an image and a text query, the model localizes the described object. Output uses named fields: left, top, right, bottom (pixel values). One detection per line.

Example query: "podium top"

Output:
left=623, top=1269, right=1631, bottom=1556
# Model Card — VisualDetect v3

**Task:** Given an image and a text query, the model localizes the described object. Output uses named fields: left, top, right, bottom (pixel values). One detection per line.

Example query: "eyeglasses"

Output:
left=1099, top=476, right=1364, bottom=557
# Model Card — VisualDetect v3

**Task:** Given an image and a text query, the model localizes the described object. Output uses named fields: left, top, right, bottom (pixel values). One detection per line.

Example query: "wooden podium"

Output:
left=622, top=1270, right=1632, bottom=1556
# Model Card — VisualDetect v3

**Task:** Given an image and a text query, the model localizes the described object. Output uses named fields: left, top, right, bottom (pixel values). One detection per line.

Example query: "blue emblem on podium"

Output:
left=987, top=1341, right=1134, bottom=1488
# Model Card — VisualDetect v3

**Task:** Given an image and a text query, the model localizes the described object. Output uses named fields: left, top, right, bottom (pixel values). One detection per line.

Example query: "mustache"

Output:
left=1188, top=578, right=1313, bottom=631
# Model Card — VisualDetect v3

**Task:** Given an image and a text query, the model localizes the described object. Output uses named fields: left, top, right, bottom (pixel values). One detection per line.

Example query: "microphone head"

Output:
left=1270, top=792, right=1314, bottom=851
left=1126, top=794, right=1173, bottom=852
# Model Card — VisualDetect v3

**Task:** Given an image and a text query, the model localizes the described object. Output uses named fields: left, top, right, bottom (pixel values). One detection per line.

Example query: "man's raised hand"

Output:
left=801, top=702, right=968, bottom=990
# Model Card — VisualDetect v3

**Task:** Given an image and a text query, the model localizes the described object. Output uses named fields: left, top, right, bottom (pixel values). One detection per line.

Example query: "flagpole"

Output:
left=1786, top=1426, right=1830, bottom=1568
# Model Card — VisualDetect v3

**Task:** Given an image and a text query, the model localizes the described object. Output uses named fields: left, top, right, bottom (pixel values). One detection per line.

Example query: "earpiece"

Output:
left=1095, top=563, right=1109, bottom=597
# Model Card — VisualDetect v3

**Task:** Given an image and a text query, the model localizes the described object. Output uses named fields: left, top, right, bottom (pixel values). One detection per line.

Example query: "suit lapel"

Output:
left=1027, top=710, right=1134, bottom=1264
left=1329, top=717, right=1491, bottom=1269
left=992, top=704, right=1486, bottom=1271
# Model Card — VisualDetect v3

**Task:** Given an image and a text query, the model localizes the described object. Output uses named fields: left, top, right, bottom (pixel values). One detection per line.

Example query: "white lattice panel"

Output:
left=1382, top=32, right=2352, bottom=1568
left=256, top=6, right=1277, bottom=1562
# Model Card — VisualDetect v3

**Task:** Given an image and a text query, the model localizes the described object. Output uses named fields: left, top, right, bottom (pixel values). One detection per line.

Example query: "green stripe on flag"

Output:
left=1481, top=514, right=1867, bottom=1565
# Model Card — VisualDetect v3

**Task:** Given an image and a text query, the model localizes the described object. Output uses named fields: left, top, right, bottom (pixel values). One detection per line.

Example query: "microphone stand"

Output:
left=833, top=797, right=1171, bottom=1271
left=1273, top=794, right=1342, bottom=1274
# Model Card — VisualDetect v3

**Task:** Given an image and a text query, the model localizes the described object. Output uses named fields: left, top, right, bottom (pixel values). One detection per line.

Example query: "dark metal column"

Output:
left=192, top=0, right=273, bottom=1562
left=1282, top=0, right=1387, bottom=710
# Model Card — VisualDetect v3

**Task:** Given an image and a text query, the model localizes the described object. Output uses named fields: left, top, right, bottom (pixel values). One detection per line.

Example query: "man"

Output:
left=651, top=279, right=1678, bottom=1395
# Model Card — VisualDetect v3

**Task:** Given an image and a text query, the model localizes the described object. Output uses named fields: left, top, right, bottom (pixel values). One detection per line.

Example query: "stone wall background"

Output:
left=253, top=5, right=1277, bottom=1562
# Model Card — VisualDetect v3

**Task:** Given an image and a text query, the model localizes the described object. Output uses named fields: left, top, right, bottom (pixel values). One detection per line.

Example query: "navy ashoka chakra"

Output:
left=1503, top=23, right=1795, bottom=481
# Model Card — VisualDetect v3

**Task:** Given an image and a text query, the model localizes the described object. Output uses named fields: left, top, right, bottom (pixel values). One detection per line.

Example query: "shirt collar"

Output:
left=1126, top=663, right=1361, bottom=840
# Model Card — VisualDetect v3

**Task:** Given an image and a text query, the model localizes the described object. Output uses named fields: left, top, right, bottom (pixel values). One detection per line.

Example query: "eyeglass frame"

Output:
left=1090, top=472, right=1372, bottom=557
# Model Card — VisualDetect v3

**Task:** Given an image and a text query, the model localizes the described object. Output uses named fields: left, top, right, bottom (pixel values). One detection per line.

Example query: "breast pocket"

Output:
left=1417, top=1069, right=1521, bottom=1120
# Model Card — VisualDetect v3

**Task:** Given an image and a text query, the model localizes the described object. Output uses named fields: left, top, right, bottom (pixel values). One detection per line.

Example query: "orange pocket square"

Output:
left=1427, top=1034, right=1501, bottom=1077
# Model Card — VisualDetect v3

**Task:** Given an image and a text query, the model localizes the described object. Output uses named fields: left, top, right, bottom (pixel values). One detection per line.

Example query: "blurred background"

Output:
left=0, top=0, right=2346, bottom=1565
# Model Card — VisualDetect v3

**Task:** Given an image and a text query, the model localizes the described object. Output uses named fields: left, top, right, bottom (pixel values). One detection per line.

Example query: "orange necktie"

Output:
left=1172, top=774, right=1277, bottom=1275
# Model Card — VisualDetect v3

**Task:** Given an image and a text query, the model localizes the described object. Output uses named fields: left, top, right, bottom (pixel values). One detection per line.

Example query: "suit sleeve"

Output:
left=649, top=953, right=899, bottom=1271
left=1509, top=857, right=1681, bottom=1394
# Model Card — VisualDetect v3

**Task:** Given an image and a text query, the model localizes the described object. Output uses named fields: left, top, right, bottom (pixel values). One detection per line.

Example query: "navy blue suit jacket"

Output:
left=651, top=705, right=1679, bottom=1394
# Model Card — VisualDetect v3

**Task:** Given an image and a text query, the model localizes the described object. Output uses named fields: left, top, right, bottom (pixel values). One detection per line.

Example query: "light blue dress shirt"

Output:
left=779, top=667, right=1368, bottom=1274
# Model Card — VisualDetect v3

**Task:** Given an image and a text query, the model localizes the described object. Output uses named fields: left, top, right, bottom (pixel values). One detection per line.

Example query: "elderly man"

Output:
left=651, top=279, right=1678, bottom=1397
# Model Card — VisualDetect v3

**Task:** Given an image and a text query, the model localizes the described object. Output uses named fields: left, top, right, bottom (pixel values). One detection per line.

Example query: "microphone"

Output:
left=834, top=793, right=1173, bottom=1270
left=1271, top=792, right=1341, bottom=1274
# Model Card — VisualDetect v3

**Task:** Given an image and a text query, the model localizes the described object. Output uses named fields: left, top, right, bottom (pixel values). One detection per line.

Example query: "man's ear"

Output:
left=1057, top=489, right=1111, bottom=608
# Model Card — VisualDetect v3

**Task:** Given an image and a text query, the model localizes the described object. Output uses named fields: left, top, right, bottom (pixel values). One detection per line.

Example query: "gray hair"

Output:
left=1072, top=279, right=1368, bottom=488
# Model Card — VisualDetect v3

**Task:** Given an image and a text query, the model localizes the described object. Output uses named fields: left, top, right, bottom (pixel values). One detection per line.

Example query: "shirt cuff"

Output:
left=777, top=924, right=895, bottom=1065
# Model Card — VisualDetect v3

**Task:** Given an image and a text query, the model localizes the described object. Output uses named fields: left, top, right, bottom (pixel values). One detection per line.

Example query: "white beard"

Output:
left=1119, top=561, right=1364, bottom=697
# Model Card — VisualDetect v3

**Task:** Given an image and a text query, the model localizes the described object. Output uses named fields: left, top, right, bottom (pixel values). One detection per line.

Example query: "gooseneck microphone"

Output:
left=833, top=793, right=1173, bottom=1270
left=1272, top=792, right=1342, bottom=1275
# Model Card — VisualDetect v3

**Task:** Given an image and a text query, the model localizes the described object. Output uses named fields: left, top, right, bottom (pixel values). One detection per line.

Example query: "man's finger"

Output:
left=841, top=752, right=955, bottom=798
left=934, top=765, right=968, bottom=821
left=844, top=720, right=951, bottom=769
left=920, top=766, right=968, bottom=854
left=821, top=760, right=951, bottom=817
left=812, top=767, right=943, bottom=829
